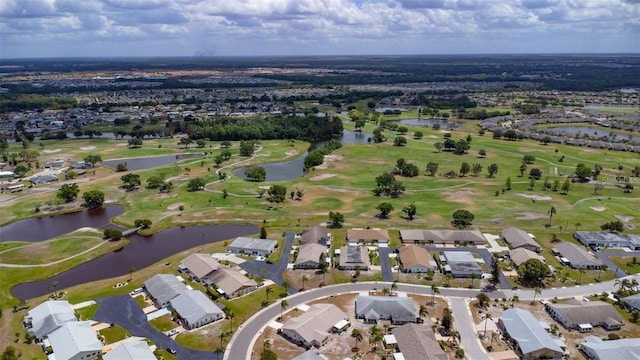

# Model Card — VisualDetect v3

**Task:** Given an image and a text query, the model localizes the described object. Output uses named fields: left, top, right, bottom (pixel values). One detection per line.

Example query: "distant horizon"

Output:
left=2, top=52, right=640, bottom=62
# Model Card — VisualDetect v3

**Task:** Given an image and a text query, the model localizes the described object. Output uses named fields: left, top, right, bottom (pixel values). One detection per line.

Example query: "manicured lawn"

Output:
left=99, top=324, right=131, bottom=344
left=75, top=303, right=99, bottom=321
left=149, top=314, right=178, bottom=333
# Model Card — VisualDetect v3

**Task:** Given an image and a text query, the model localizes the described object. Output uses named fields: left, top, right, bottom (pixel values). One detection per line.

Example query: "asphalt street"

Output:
left=450, top=297, right=490, bottom=360
left=377, top=246, right=395, bottom=282
left=597, top=251, right=640, bottom=277
left=93, top=295, right=221, bottom=360
left=428, top=247, right=512, bottom=289
left=240, top=231, right=295, bottom=288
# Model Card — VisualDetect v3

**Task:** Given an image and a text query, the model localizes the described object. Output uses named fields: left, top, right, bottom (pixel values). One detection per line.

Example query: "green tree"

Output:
left=441, top=308, right=453, bottom=336
left=426, top=162, right=439, bottom=176
left=430, top=284, right=440, bottom=305
left=196, top=139, right=207, bottom=148
left=476, top=293, right=490, bottom=308
left=393, top=136, right=407, bottom=146
left=244, top=166, right=266, bottom=182
left=434, top=142, right=443, bottom=153
left=505, top=176, right=512, bottom=190
left=1, top=346, right=18, bottom=360
left=187, top=178, right=206, bottom=191
left=57, top=183, right=80, bottom=202
left=120, top=173, right=141, bottom=191
left=454, top=139, right=469, bottom=155
left=472, top=163, right=482, bottom=177
left=134, top=219, right=152, bottom=228
left=214, top=154, right=224, bottom=167
left=402, top=202, right=417, bottom=220
left=488, top=163, right=499, bottom=178
left=601, top=220, right=625, bottom=233
left=267, top=185, right=287, bottom=203
left=478, top=149, right=486, bottom=157
left=351, top=328, right=363, bottom=350
left=280, top=299, right=288, bottom=319
left=519, top=162, right=527, bottom=177
left=103, top=229, right=123, bottom=240
left=179, top=137, right=193, bottom=148
left=260, top=227, right=268, bottom=239
left=517, top=258, right=549, bottom=285
left=413, top=131, right=423, bottom=139
left=561, top=179, right=571, bottom=194
left=548, top=206, right=556, bottom=226
left=239, top=140, right=255, bottom=156
left=84, top=154, right=102, bottom=167
left=452, top=209, right=475, bottom=228
left=490, top=257, right=501, bottom=286
left=13, top=164, right=28, bottom=177
left=376, top=202, right=394, bottom=218
left=459, top=162, right=470, bottom=177
left=146, top=175, right=165, bottom=189
left=328, top=211, right=345, bottom=228
left=575, top=163, right=592, bottom=181
left=82, top=189, right=105, bottom=208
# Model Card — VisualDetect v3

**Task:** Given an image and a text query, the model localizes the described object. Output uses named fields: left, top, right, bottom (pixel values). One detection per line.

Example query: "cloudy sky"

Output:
left=1, top=0, right=638, bottom=59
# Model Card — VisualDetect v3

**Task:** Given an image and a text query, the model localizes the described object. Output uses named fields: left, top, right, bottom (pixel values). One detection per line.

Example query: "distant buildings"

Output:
left=47, top=321, right=103, bottom=360
left=400, top=229, right=486, bottom=246
left=509, top=248, right=545, bottom=268
left=180, top=253, right=220, bottom=282
left=178, top=253, right=258, bottom=298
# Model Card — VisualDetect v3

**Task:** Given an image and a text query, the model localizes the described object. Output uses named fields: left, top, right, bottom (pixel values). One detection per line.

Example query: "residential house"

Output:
left=498, top=308, right=564, bottom=360
left=208, top=267, right=258, bottom=298
left=347, top=228, right=390, bottom=245
left=29, top=174, right=59, bottom=185
left=300, top=227, right=331, bottom=247
left=48, top=321, right=103, bottom=360
left=143, top=274, right=188, bottom=308
left=337, top=245, right=370, bottom=270
left=228, top=237, right=277, bottom=257
left=574, top=231, right=640, bottom=251
left=509, top=248, right=546, bottom=268
left=622, top=293, right=640, bottom=311
left=23, top=300, right=77, bottom=341
left=295, top=243, right=327, bottom=269
left=180, top=253, right=220, bottom=282
left=580, top=335, right=640, bottom=360
left=355, top=296, right=417, bottom=325
left=398, top=245, right=433, bottom=273
left=554, top=242, right=603, bottom=269
left=400, top=229, right=486, bottom=246
left=501, top=227, right=541, bottom=252
left=169, top=290, right=224, bottom=329
left=545, top=300, right=624, bottom=331
left=103, top=338, right=155, bottom=360
left=391, top=323, right=448, bottom=360
left=442, top=251, right=484, bottom=278
left=281, top=304, right=348, bottom=347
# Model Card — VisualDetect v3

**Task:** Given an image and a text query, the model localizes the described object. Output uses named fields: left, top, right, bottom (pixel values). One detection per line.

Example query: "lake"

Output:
left=102, top=153, right=204, bottom=171
left=395, top=118, right=462, bottom=129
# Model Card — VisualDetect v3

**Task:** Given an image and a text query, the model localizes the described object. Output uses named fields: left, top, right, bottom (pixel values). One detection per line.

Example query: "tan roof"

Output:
left=400, top=229, right=485, bottom=244
left=181, top=253, right=220, bottom=279
left=392, top=323, right=448, bottom=360
left=509, top=248, right=545, bottom=267
left=282, top=304, right=347, bottom=346
left=208, top=267, right=257, bottom=295
left=296, top=243, right=326, bottom=266
left=501, top=227, right=541, bottom=251
left=300, top=227, right=329, bottom=245
left=347, top=229, right=390, bottom=242
left=547, top=300, right=623, bottom=326
left=398, top=245, right=431, bottom=269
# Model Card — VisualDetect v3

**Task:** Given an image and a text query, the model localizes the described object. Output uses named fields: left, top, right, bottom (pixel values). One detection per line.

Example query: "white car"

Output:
left=167, top=329, right=179, bottom=336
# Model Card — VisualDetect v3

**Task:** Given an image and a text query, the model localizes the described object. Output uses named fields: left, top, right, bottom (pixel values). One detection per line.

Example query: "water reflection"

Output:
left=102, top=153, right=204, bottom=171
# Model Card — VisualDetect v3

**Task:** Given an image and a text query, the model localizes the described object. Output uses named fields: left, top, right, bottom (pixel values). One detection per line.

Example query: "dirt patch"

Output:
left=315, top=154, right=343, bottom=170
left=442, top=189, right=474, bottom=199
left=167, top=202, right=184, bottom=210
left=80, top=146, right=97, bottom=151
left=518, top=148, right=537, bottom=152
left=590, top=206, right=606, bottom=212
left=285, top=150, right=298, bottom=156
left=42, top=149, right=62, bottom=153
left=516, top=193, right=552, bottom=201
left=310, top=174, right=337, bottom=181
left=514, top=212, right=548, bottom=220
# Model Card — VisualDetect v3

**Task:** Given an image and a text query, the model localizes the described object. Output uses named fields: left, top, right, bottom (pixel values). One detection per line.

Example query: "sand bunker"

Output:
left=167, top=202, right=184, bottom=210
left=42, top=149, right=61, bottom=153
left=590, top=206, right=606, bottom=212
left=615, top=215, right=634, bottom=223
left=310, top=174, right=336, bottom=181
left=285, top=150, right=298, bottom=156
left=80, top=146, right=96, bottom=151
left=315, top=154, right=343, bottom=170
left=516, top=193, right=552, bottom=201
left=442, top=189, right=474, bottom=199
left=515, top=212, right=548, bottom=220
left=74, top=227, right=102, bottom=234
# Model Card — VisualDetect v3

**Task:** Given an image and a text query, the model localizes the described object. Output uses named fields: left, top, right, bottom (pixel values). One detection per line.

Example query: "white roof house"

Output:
left=169, top=290, right=224, bottom=329
left=143, top=274, right=188, bottom=308
left=228, top=237, right=277, bottom=256
left=282, top=303, right=347, bottom=347
left=498, top=308, right=563, bottom=359
left=48, top=321, right=103, bottom=360
left=24, top=300, right=77, bottom=340
left=103, top=338, right=155, bottom=360
left=355, top=296, right=417, bottom=325
left=580, top=335, right=640, bottom=360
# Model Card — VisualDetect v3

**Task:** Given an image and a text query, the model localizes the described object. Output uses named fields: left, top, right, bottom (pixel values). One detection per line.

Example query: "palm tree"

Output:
left=263, top=339, right=271, bottom=351
left=391, top=281, right=398, bottom=295
left=381, top=287, right=390, bottom=296
left=351, top=328, right=362, bottom=350
left=280, top=299, right=288, bottom=320
left=281, top=280, right=291, bottom=294
left=227, top=310, right=235, bottom=333
left=597, top=265, right=607, bottom=282
left=483, top=313, right=493, bottom=338
left=578, top=268, right=586, bottom=284
left=532, top=287, right=542, bottom=304
left=470, top=273, right=478, bottom=288
left=265, top=286, right=273, bottom=303
left=419, top=305, right=428, bottom=322
left=548, top=206, right=556, bottom=226
left=511, top=295, right=519, bottom=306
left=301, top=275, right=308, bottom=290
left=431, top=284, right=440, bottom=305
left=575, top=222, right=581, bottom=232
left=383, top=323, right=391, bottom=335
left=490, top=332, right=497, bottom=349
left=129, top=267, right=136, bottom=280
left=631, top=279, right=640, bottom=292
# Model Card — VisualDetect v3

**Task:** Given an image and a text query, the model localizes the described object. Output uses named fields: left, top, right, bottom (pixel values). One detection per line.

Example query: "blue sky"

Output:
left=0, top=0, right=638, bottom=59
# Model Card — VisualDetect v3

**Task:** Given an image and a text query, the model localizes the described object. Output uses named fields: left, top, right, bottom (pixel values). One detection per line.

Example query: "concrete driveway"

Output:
left=94, top=295, right=221, bottom=360
left=378, top=246, right=395, bottom=282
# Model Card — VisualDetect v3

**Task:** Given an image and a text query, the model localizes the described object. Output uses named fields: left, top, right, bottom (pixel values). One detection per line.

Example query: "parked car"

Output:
left=167, top=329, right=179, bottom=336
left=167, top=348, right=177, bottom=354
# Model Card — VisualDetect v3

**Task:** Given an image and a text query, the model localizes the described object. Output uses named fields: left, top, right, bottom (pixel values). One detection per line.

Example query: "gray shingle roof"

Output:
left=229, top=237, right=277, bottom=252
left=355, top=296, right=416, bottom=323
left=400, top=229, right=485, bottom=244
left=169, top=290, right=223, bottom=327
left=555, top=242, right=603, bottom=267
left=143, top=274, right=188, bottom=307
left=581, top=335, right=640, bottom=360
left=24, top=300, right=77, bottom=339
left=547, top=300, right=623, bottom=327
left=392, top=323, right=448, bottom=360
left=499, top=308, right=563, bottom=356
left=501, top=227, right=541, bottom=251
left=103, top=339, right=156, bottom=360
left=623, top=293, right=640, bottom=311
left=48, top=321, right=102, bottom=360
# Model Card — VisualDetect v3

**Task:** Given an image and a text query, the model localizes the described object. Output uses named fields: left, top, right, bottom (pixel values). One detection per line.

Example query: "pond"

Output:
left=546, top=126, right=640, bottom=142
left=1, top=205, right=125, bottom=242
left=11, top=224, right=259, bottom=301
left=102, top=153, right=204, bottom=171
left=233, top=130, right=371, bottom=181
left=395, top=118, right=462, bottom=129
